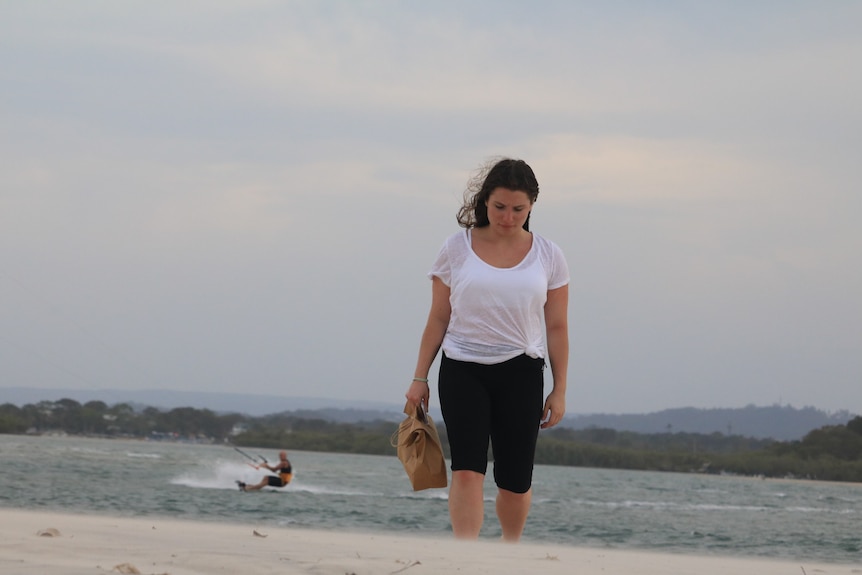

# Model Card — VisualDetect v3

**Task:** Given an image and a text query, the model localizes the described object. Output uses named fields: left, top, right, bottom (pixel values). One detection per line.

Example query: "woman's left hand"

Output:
left=405, top=379, right=430, bottom=409
left=540, top=389, right=566, bottom=429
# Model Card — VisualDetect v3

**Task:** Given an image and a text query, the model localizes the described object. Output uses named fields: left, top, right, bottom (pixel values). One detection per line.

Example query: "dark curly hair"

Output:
left=456, top=157, right=539, bottom=230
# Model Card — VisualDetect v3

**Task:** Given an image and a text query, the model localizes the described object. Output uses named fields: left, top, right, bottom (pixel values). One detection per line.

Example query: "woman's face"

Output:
left=485, top=187, right=532, bottom=232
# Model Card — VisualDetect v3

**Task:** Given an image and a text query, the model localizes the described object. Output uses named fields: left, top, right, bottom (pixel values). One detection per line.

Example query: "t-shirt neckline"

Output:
left=465, top=228, right=535, bottom=270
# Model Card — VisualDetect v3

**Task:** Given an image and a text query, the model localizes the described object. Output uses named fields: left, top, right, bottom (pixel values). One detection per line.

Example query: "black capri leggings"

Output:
left=438, top=353, right=545, bottom=494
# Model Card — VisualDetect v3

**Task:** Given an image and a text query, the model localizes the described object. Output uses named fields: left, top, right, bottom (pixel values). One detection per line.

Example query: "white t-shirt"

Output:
left=428, top=229, right=569, bottom=365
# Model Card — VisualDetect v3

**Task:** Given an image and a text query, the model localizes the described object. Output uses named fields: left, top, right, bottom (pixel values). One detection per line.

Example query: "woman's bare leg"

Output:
left=496, top=487, right=532, bottom=542
left=448, top=470, right=485, bottom=539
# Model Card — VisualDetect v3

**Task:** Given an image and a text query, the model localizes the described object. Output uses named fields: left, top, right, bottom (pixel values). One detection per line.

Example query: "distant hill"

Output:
left=560, top=405, right=857, bottom=441
left=0, top=387, right=402, bottom=419
left=1, top=387, right=855, bottom=441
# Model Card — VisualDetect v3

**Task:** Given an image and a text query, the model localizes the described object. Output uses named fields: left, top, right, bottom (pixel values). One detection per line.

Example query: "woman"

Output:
left=405, top=157, right=569, bottom=542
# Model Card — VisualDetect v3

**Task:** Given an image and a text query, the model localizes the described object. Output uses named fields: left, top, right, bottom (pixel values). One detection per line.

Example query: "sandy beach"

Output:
left=1, top=509, right=858, bottom=575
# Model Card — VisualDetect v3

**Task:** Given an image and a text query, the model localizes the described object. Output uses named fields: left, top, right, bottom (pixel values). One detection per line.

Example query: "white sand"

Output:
left=0, top=509, right=858, bottom=575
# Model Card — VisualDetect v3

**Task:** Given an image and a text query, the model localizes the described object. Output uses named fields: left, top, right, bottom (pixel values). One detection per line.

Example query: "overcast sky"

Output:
left=1, top=1, right=860, bottom=415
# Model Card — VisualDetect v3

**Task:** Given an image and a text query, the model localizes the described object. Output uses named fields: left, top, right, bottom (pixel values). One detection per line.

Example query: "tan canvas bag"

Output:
left=392, top=401, right=448, bottom=490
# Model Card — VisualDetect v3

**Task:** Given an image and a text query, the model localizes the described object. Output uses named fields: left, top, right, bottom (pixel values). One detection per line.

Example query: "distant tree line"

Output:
left=536, top=422, right=862, bottom=482
left=0, top=399, right=244, bottom=440
left=2, top=399, right=860, bottom=482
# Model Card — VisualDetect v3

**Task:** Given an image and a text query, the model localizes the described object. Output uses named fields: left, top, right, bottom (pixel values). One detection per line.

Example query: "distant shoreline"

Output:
left=2, top=387, right=856, bottom=439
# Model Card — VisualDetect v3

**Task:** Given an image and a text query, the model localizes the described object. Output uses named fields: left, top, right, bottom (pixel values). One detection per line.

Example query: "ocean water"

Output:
left=1, top=434, right=859, bottom=564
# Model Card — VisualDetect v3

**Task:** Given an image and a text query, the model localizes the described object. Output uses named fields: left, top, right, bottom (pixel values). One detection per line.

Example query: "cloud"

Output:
left=525, top=134, right=761, bottom=205
left=1, top=2, right=860, bottom=414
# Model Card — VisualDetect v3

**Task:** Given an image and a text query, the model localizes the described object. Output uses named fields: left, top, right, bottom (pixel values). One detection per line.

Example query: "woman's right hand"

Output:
left=405, top=379, right=430, bottom=408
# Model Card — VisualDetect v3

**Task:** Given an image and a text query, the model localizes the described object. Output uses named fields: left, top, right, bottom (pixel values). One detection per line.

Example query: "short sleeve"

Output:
left=427, top=241, right=452, bottom=286
left=545, top=239, right=570, bottom=290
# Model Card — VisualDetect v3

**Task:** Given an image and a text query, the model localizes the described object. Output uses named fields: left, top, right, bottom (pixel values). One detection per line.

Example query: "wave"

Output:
left=126, top=452, right=162, bottom=459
